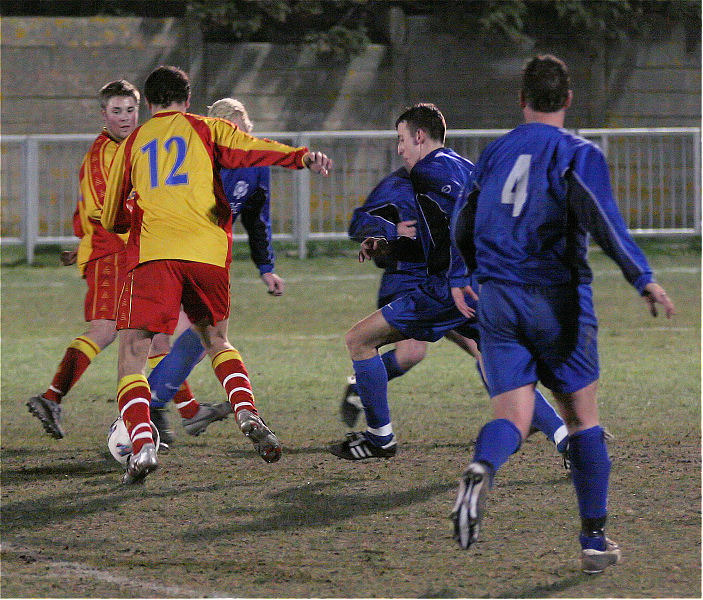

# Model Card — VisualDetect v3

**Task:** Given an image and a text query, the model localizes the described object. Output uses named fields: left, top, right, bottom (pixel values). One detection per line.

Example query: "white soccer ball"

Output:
left=107, top=416, right=160, bottom=465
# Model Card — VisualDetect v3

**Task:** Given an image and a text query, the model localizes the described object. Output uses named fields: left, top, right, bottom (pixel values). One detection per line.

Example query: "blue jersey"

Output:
left=220, top=166, right=275, bottom=275
left=348, top=168, right=427, bottom=305
left=411, top=148, right=474, bottom=288
left=454, top=123, right=653, bottom=293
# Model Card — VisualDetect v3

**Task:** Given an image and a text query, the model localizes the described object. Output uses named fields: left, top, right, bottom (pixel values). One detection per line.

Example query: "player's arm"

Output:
left=101, top=140, right=133, bottom=233
left=567, top=147, right=674, bottom=318
left=239, top=172, right=283, bottom=295
left=208, top=118, right=331, bottom=174
left=451, top=186, right=478, bottom=273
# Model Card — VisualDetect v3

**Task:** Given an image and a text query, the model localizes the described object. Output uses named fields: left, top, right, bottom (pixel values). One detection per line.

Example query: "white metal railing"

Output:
left=2, top=128, right=700, bottom=262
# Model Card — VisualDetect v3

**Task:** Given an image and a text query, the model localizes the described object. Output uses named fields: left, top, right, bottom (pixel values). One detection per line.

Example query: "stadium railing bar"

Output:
left=1, top=128, right=700, bottom=263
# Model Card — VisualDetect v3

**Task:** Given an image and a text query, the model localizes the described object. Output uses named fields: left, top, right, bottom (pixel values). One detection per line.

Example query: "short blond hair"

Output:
left=207, top=98, right=253, bottom=133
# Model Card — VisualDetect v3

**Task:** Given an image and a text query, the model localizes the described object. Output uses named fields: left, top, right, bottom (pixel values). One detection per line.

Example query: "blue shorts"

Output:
left=377, top=270, right=425, bottom=308
left=477, top=280, right=599, bottom=397
left=381, top=278, right=479, bottom=343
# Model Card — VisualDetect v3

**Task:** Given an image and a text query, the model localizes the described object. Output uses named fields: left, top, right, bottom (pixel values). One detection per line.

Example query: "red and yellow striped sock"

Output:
left=117, top=374, right=153, bottom=454
left=211, top=348, right=256, bottom=417
left=148, top=353, right=199, bottom=418
left=45, top=335, right=101, bottom=403
left=172, top=381, right=198, bottom=419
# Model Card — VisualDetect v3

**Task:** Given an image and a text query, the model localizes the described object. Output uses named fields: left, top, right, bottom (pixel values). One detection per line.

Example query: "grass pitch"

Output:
left=1, top=239, right=700, bottom=598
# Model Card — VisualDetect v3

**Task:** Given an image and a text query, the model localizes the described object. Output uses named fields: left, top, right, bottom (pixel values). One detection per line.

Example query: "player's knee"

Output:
left=399, top=341, right=427, bottom=367
left=87, top=319, right=118, bottom=348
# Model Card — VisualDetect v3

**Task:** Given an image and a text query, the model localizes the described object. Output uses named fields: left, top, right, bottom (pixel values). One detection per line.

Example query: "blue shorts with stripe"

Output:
left=478, top=279, right=599, bottom=397
left=377, top=270, right=425, bottom=309
left=381, top=278, right=479, bottom=343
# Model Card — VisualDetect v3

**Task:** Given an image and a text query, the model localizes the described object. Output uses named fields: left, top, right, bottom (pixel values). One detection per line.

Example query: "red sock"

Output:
left=45, top=336, right=100, bottom=403
left=148, top=354, right=199, bottom=418
left=173, top=381, right=199, bottom=419
left=117, top=374, right=153, bottom=454
left=211, top=349, right=256, bottom=417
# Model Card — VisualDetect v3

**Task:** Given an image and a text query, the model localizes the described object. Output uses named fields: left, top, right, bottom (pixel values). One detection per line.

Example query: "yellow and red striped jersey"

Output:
left=101, top=110, right=309, bottom=270
left=75, top=129, right=128, bottom=274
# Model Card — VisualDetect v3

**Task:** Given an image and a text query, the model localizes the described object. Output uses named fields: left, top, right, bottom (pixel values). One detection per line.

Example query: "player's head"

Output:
left=99, top=80, right=140, bottom=141
left=144, top=66, right=191, bottom=110
left=395, top=103, right=446, bottom=171
left=207, top=98, right=253, bottom=133
left=520, top=54, right=571, bottom=113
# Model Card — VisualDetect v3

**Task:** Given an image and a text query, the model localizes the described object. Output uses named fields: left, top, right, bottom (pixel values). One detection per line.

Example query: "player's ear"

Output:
left=518, top=90, right=526, bottom=108
left=564, top=90, right=573, bottom=109
left=415, top=127, right=425, bottom=144
left=185, top=93, right=191, bottom=111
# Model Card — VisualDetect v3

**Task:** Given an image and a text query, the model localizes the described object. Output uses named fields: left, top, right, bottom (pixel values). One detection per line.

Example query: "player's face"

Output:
left=102, top=96, right=139, bottom=141
left=396, top=121, right=421, bottom=171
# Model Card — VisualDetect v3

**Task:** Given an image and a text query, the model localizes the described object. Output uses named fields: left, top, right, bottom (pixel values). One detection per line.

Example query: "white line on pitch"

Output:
left=0, top=541, right=230, bottom=598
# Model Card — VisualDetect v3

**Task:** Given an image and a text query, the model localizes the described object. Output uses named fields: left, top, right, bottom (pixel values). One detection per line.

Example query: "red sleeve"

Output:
left=72, top=202, right=84, bottom=238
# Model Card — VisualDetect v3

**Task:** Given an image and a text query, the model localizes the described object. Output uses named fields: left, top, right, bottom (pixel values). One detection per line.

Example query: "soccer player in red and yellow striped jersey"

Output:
left=102, top=65, right=332, bottom=484
left=28, top=80, right=143, bottom=440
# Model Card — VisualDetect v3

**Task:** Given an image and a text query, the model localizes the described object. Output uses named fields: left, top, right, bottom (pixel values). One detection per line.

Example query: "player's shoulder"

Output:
left=379, top=167, right=412, bottom=188
left=368, top=168, right=413, bottom=203
left=90, top=129, right=117, bottom=151
left=416, top=147, right=473, bottom=178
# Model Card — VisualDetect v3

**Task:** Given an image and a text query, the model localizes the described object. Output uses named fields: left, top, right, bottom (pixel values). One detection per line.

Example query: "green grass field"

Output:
left=1, top=239, right=700, bottom=598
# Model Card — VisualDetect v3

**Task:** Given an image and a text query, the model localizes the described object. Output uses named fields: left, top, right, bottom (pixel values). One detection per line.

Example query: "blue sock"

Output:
left=353, top=355, right=394, bottom=446
left=148, top=328, right=206, bottom=408
left=531, top=388, right=569, bottom=453
left=473, top=418, right=522, bottom=477
left=381, top=349, right=406, bottom=381
left=569, top=426, right=611, bottom=549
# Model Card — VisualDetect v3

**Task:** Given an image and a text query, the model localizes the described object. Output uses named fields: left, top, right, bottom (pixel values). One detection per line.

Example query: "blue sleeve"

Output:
left=567, top=146, right=654, bottom=294
left=348, top=172, right=412, bottom=242
left=451, top=185, right=479, bottom=277
left=240, top=168, right=274, bottom=274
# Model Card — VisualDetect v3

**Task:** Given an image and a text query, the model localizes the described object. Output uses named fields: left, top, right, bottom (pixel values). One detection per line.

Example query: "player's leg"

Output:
left=446, top=328, right=569, bottom=457
left=148, top=310, right=205, bottom=410
left=117, top=327, right=159, bottom=484
left=552, top=382, right=620, bottom=573
left=534, top=282, right=618, bottom=572
left=340, top=338, right=427, bottom=427
left=331, top=309, right=406, bottom=460
left=195, top=317, right=280, bottom=463
left=28, top=254, right=121, bottom=438
left=452, top=280, right=535, bottom=549
left=453, top=385, right=534, bottom=550
left=185, top=262, right=279, bottom=463
left=115, top=261, right=185, bottom=483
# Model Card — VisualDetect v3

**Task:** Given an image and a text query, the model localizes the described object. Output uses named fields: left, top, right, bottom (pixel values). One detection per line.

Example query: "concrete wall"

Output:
left=1, top=16, right=699, bottom=135
left=1, top=17, right=198, bottom=134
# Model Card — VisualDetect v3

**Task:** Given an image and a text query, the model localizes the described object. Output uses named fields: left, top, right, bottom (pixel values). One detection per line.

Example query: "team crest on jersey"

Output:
left=232, top=180, right=249, bottom=199
left=441, top=185, right=452, bottom=194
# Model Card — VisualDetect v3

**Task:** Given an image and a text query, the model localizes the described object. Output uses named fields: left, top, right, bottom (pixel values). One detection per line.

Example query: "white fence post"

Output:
left=694, top=130, right=701, bottom=234
left=295, top=134, right=311, bottom=259
left=23, top=136, right=39, bottom=265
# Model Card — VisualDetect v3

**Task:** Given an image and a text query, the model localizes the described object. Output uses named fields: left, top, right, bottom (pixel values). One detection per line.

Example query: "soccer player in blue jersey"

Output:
left=146, top=98, right=286, bottom=445
left=340, top=166, right=570, bottom=458
left=450, top=55, right=675, bottom=573
left=329, top=103, right=570, bottom=461
left=341, top=167, right=475, bottom=425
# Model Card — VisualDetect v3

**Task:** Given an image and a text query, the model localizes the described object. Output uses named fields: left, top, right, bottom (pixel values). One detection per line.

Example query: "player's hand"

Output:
left=397, top=220, right=417, bottom=238
left=451, top=285, right=478, bottom=319
left=643, top=282, right=675, bottom=318
left=261, top=272, right=285, bottom=296
left=358, top=237, right=389, bottom=262
left=304, top=151, right=332, bottom=176
left=60, top=250, right=78, bottom=266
